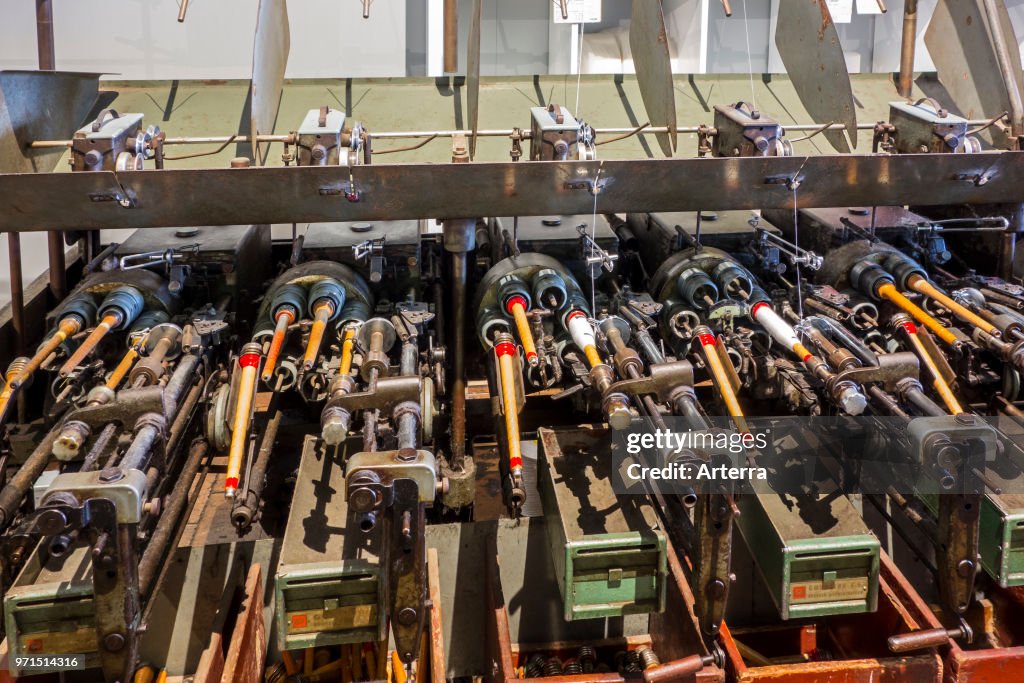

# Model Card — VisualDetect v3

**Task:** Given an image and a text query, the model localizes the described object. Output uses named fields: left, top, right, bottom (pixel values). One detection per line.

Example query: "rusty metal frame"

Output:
left=1, top=152, right=1023, bottom=233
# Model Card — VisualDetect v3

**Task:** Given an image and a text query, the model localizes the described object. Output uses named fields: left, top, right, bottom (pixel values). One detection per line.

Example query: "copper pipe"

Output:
left=261, top=308, right=294, bottom=382
left=443, top=0, right=458, bottom=73
left=877, top=283, right=960, bottom=348
left=47, top=232, right=65, bottom=300
left=898, top=0, right=918, bottom=98
left=59, top=311, right=122, bottom=377
left=35, top=0, right=55, bottom=69
left=177, top=0, right=189, bottom=22
left=302, top=302, right=333, bottom=371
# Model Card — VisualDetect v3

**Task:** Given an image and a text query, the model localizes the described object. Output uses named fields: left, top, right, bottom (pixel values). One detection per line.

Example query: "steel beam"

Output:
left=0, top=153, right=1022, bottom=232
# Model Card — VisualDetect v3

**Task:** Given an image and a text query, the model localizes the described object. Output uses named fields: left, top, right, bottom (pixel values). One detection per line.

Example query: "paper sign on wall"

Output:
left=827, top=0, right=854, bottom=23
left=856, top=0, right=884, bottom=14
left=553, top=0, right=602, bottom=24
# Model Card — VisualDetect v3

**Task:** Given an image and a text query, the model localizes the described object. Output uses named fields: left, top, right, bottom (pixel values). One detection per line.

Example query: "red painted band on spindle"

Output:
left=506, top=295, right=527, bottom=314
left=239, top=353, right=260, bottom=368
left=495, top=342, right=516, bottom=357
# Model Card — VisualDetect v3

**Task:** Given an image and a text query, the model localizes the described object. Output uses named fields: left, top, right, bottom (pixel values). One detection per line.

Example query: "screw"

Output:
left=397, top=607, right=417, bottom=626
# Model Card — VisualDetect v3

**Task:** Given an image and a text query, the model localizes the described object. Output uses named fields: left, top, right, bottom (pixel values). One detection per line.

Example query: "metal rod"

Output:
left=35, top=0, right=67, bottom=300
left=982, top=0, right=1024, bottom=139
left=0, top=422, right=64, bottom=529
left=138, top=438, right=208, bottom=596
left=177, top=0, right=189, bottom=22
left=35, top=0, right=55, bottom=70
left=28, top=120, right=999, bottom=149
left=898, top=0, right=918, bottom=98
left=443, top=0, right=458, bottom=73
left=232, top=408, right=281, bottom=530
left=6, top=234, right=25, bottom=355
left=450, top=251, right=467, bottom=471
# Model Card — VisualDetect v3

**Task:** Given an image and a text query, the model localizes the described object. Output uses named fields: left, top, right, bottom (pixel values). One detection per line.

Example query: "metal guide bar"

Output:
left=0, top=152, right=1022, bottom=232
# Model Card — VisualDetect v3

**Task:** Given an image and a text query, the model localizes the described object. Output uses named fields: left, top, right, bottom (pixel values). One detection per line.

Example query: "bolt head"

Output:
left=321, top=413, right=351, bottom=445
left=397, top=607, right=418, bottom=626
left=838, top=387, right=867, bottom=416
left=349, top=486, right=379, bottom=513
left=99, top=467, right=124, bottom=483
left=35, top=508, right=68, bottom=536
left=102, top=632, right=126, bottom=652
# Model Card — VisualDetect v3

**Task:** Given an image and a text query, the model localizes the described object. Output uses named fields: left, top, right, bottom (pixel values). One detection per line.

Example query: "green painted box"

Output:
left=537, top=427, right=667, bottom=622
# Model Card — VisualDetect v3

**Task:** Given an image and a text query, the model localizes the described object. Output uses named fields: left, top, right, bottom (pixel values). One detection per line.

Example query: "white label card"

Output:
left=553, top=0, right=602, bottom=24
left=827, top=0, right=854, bottom=23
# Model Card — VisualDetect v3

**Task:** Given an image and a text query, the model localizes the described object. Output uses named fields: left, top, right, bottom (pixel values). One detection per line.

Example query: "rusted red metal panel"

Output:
left=221, top=565, right=266, bottom=683
left=881, top=548, right=1024, bottom=682
left=193, top=632, right=225, bottom=683
left=428, top=548, right=446, bottom=683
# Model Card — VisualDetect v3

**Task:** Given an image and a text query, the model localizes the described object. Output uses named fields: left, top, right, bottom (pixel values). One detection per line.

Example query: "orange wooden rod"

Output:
left=261, top=308, right=295, bottom=382
left=877, top=283, right=959, bottom=347
left=506, top=296, right=538, bottom=366
left=59, top=311, right=121, bottom=377
left=302, top=302, right=334, bottom=371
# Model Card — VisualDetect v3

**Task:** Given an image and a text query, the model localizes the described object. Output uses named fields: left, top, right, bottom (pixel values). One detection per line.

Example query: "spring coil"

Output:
left=637, top=647, right=661, bottom=670
left=524, top=654, right=546, bottom=678
left=562, top=658, right=583, bottom=675
left=577, top=645, right=597, bottom=673
left=622, top=650, right=642, bottom=673
left=542, top=656, right=563, bottom=677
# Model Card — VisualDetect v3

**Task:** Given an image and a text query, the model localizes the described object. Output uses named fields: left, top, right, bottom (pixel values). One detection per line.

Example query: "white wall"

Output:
left=0, top=0, right=405, bottom=80
left=0, top=1, right=1023, bottom=79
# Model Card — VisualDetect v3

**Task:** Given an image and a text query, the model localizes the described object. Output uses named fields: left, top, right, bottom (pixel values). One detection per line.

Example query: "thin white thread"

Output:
left=742, top=0, right=756, bottom=109
left=575, top=20, right=585, bottom=115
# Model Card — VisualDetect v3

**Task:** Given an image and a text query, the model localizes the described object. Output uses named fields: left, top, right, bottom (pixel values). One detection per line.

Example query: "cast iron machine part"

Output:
left=595, top=312, right=738, bottom=637
left=221, top=261, right=372, bottom=499
left=8, top=320, right=219, bottom=683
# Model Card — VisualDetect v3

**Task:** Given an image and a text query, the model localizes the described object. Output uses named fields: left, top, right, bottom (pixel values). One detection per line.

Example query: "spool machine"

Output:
left=2, top=1, right=1024, bottom=682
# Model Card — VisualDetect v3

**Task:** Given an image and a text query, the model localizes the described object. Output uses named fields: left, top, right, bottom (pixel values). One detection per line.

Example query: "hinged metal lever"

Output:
left=118, top=243, right=199, bottom=271
left=755, top=228, right=823, bottom=271
left=920, top=216, right=1010, bottom=232
left=352, top=237, right=385, bottom=262
left=577, top=224, right=618, bottom=273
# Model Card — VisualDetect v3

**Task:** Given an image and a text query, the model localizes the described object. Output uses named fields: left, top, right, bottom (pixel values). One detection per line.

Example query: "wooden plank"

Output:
left=221, top=564, right=266, bottom=683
